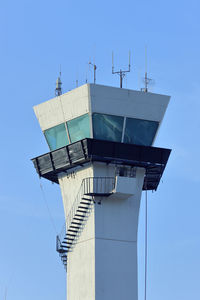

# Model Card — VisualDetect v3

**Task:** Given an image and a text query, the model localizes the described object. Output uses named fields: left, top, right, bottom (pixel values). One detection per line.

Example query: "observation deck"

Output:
left=32, top=138, right=171, bottom=191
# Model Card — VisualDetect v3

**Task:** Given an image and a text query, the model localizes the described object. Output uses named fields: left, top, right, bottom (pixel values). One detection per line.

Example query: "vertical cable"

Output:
left=144, top=187, right=148, bottom=300
left=40, top=183, right=58, bottom=235
left=4, top=287, right=7, bottom=300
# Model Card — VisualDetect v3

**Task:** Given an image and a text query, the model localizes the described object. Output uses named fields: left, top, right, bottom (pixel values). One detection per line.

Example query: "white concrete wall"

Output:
left=33, top=83, right=170, bottom=137
left=33, top=84, right=90, bottom=131
left=89, top=84, right=170, bottom=122
left=58, top=165, right=95, bottom=300
left=67, top=236, right=95, bottom=300
left=93, top=165, right=145, bottom=300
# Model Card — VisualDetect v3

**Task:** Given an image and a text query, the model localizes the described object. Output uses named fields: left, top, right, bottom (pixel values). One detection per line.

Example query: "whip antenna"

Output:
left=89, top=59, right=97, bottom=84
left=55, top=66, right=62, bottom=96
left=141, top=47, right=154, bottom=92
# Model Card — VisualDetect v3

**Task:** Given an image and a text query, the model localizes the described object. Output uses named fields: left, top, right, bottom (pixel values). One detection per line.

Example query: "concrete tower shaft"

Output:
left=59, top=163, right=145, bottom=300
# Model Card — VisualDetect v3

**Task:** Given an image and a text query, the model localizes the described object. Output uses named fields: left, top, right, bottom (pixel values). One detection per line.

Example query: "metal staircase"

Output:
left=56, top=177, right=115, bottom=270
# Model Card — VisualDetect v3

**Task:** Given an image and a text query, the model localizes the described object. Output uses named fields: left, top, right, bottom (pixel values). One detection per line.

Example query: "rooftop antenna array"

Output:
left=112, top=51, right=131, bottom=88
left=55, top=66, right=62, bottom=96
left=89, top=59, right=97, bottom=84
left=141, top=47, right=153, bottom=92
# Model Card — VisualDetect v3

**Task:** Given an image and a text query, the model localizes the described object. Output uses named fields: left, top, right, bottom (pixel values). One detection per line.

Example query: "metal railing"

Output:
left=83, top=177, right=115, bottom=195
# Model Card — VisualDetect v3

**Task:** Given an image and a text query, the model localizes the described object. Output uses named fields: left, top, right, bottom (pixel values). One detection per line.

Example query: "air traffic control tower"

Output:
left=32, top=83, right=171, bottom=300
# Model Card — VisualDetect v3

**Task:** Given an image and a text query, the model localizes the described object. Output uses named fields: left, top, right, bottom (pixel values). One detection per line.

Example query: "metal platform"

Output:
left=31, top=138, right=171, bottom=191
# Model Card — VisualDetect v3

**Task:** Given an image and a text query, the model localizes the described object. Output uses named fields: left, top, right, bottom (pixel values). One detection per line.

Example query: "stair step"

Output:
left=62, top=242, right=73, bottom=246
left=80, top=201, right=91, bottom=205
left=62, top=245, right=71, bottom=249
left=77, top=208, right=88, bottom=212
left=71, top=221, right=82, bottom=225
left=70, top=225, right=80, bottom=229
left=78, top=205, right=89, bottom=209
left=82, top=197, right=92, bottom=201
left=63, top=238, right=74, bottom=242
left=62, top=241, right=72, bottom=245
left=74, top=217, right=84, bottom=221
left=57, top=249, right=66, bottom=254
left=80, top=199, right=91, bottom=203
left=65, top=234, right=75, bottom=237
left=68, top=229, right=78, bottom=233
left=75, top=213, right=85, bottom=217
left=63, top=245, right=72, bottom=249
left=77, top=209, right=87, bottom=213
left=60, top=247, right=67, bottom=250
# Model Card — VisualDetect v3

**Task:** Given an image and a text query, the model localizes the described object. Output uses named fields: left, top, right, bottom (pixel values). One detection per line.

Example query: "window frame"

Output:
left=43, top=122, right=70, bottom=151
left=66, top=113, right=91, bottom=144
left=123, top=117, right=159, bottom=146
left=92, top=112, right=125, bottom=143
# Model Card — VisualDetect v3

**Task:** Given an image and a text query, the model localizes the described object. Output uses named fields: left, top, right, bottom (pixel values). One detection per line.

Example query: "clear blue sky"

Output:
left=1, top=0, right=200, bottom=299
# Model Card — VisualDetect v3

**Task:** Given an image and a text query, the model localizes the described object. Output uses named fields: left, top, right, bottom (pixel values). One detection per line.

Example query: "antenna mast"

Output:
left=142, top=47, right=152, bottom=92
left=143, top=72, right=152, bottom=92
left=89, top=60, right=97, bottom=84
left=55, top=67, right=62, bottom=96
left=112, top=51, right=131, bottom=88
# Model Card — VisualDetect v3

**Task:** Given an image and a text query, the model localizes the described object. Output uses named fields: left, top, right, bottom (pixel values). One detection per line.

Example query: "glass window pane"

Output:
left=93, top=113, right=124, bottom=142
left=124, top=118, right=159, bottom=146
left=44, top=123, right=69, bottom=151
left=67, top=114, right=90, bottom=143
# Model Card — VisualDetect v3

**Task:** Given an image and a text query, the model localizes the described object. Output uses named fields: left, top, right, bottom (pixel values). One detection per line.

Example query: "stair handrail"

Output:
left=58, top=176, right=116, bottom=243
left=58, top=180, right=84, bottom=243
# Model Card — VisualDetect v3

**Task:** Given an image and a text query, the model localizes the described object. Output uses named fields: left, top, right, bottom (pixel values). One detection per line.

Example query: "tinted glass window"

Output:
left=67, top=114, right=90, bottom=143
left=44, top=123, right=69, bottom=151
left=93, top=113, right=124, bottom=142
left=124, top=118, right=159, bottom=146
